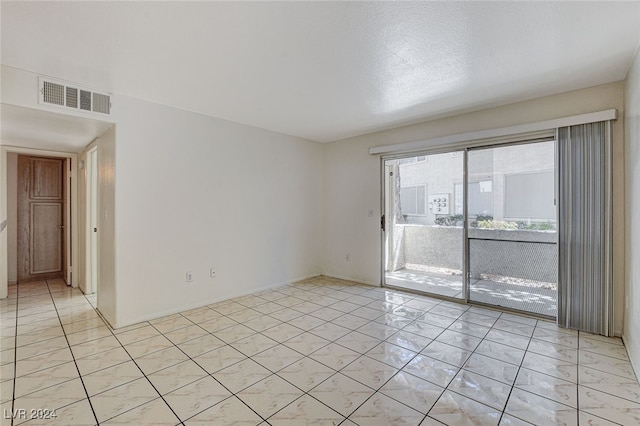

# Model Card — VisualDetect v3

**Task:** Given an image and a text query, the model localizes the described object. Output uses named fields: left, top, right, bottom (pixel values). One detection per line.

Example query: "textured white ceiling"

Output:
left=1, top=1, right=639, bottom=143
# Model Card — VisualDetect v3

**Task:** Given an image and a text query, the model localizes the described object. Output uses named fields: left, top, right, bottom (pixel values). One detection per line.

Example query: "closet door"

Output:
left=17, top=156, right=64, bottom=281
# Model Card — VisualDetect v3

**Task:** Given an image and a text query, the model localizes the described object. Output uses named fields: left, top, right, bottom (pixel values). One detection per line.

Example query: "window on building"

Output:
left=400, top=185, right=426, bottom=215
left=504, top=171, right=555, bottom=219
left=455, top=180, right=493, bottom=216
left=399, top=156, right=427, bottom=165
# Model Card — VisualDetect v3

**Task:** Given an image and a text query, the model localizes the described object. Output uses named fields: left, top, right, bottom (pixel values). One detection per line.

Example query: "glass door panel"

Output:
left=467, top=141, right=558, bottom=317
left=384, top=152, right=464, bottom=299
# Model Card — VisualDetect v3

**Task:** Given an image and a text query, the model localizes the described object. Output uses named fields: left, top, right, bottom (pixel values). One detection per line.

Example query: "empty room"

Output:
left=1, top=1, right=640, bottom=425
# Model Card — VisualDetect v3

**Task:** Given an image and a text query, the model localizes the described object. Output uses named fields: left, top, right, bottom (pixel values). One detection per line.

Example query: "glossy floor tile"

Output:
left=1, top=277, right=638, bottom=425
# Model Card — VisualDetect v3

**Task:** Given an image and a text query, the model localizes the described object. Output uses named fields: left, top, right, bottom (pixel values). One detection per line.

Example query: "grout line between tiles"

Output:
left=103, top=325, right=186, bottom=424
left=420, top=308, right=531, bottom=421
left=9, top=282, right=20, bottom=426
left=144, top=313, right=278, bottom=423
left=290, top=296, right=432, bottom=423
left=495, top=317, right=535, bottom=425
left=6, top=278, right=640, bottom=425
left=44, top=279, right=100, bottom=426
left=163, top=294, right=401, bottom=423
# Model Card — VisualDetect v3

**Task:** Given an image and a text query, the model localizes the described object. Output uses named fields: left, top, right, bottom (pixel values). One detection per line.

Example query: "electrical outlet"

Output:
left=345, top=253, right=351, bottom=262
left=210, top=267, right=216, bottom=278
left=186, top=271, right=193, bottom=282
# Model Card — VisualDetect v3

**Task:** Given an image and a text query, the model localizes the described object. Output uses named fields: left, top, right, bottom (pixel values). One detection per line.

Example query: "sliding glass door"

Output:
left=467, top=141, right=557, bottom=316
left=383, top=140, right=558, bottom=317
left=383, top=152, right=465, bottom=299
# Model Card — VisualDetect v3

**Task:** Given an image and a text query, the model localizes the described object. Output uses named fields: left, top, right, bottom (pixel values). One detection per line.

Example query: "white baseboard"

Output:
left=109, top=273, right=323, bottom=330
left=320, top=273, right=380, bottom=287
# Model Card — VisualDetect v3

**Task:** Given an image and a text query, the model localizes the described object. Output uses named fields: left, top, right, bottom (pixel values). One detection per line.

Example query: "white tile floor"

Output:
left=1, top=276, right=639, bottom=425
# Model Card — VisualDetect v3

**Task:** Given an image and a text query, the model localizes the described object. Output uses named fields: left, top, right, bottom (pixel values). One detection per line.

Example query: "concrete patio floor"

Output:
left=385, top=268, right=557, bottom=317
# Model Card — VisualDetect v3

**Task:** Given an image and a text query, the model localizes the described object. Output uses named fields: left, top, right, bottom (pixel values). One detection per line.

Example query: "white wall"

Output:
left=7, top=153, right=17, bottom=284
left=323, top=82, right=627, bottom=335
left=624, top=48, right=640, bottom=373
left=108, top=96, right=323, bottom=327
left=0, top=151, right=6, bottom=299
left=0, top=66, right=323, bottom=327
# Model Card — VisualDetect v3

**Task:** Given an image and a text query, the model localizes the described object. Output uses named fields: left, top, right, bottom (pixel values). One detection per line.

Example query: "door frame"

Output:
left=379, top=137, right=557, bottom=314
left=379, top=147, right=469, bottom=303
left=0, top=146, right=78, bottom=298
left=85, top=146, right=98, bottom=295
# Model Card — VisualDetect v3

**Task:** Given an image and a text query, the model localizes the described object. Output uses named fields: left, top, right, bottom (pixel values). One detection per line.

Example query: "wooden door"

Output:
left=17, top=156, right=65, bottom=282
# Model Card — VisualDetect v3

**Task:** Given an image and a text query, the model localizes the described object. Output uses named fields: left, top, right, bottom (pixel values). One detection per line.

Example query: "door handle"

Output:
left=93, top=228, right=97, bottom=232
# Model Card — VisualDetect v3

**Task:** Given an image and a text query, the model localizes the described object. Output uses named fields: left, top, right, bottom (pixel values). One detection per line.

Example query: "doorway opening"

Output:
left=383, top=140, right=558, bottom=318
left=2, top=147, right=78, bottom=300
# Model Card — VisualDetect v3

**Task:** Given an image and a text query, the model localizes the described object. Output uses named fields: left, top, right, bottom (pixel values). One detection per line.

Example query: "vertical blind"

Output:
left=557, top=121, right=613, bottom=336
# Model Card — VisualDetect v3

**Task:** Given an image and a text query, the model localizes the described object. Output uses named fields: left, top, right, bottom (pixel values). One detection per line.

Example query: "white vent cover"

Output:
left=39, top=77, right=111, bottom=115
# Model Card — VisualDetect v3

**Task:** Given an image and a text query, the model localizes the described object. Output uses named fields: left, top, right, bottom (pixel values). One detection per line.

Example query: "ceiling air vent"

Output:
left=65, top=87, right=78, bottom=108
left=92, top=92, right=111, bottom=114
left=39, top=77, right=112, bottom=116
left=79, top=90, right=92, bottom=111
left=43, top=81, right=65, bottom=106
